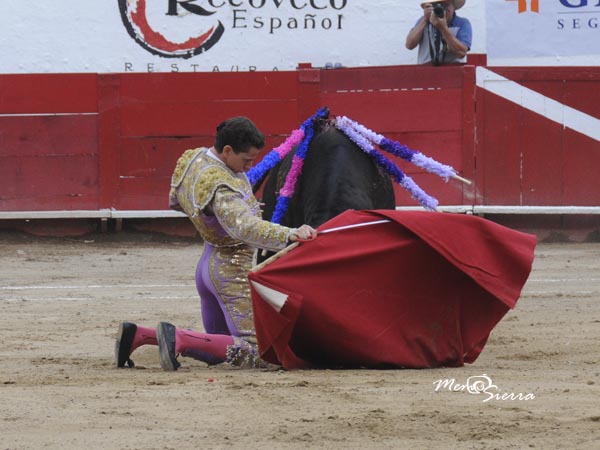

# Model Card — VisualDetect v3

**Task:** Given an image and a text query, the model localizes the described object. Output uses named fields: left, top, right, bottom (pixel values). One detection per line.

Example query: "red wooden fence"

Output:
left=1, top=65, right=598, bottom=216
left=476, top=67, right=600, bottom=207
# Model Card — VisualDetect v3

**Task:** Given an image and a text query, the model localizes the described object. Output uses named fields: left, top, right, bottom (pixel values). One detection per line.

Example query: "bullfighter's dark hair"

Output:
left=214, top=117, right=265, bottom=154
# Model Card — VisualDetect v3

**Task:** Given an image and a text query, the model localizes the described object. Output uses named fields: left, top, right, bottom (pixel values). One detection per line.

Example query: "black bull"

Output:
left=258, top=122, right=396, bottom=236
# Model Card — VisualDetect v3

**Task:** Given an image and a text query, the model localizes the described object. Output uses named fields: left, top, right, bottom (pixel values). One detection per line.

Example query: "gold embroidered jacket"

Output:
left=169, top=148, right=293, bottom=251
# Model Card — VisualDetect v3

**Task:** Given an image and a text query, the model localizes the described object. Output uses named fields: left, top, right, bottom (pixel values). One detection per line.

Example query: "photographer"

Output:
left=405, top=0, right=472, bottom=65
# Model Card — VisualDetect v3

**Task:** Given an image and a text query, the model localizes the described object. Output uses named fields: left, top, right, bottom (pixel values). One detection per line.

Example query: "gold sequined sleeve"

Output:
left=212, top=186, right=293, bottom=252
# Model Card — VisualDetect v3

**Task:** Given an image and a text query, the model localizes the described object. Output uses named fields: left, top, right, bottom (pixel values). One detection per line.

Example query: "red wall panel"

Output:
left=115, top=178, right=171, bottom=210
left=0, top=115, right=97, bottom=157
left=0, top=115, right=98, bottom=211
left=119, top=72, right=299, bottom=102
left=477, top=91, right=523, bottom=205
left=117, top=72, right=301, bottom=136
left=0, top=66, right=598, bottom=215
left=116, top=137, right=209, bottom=210
left=322, top=90, right=463, bottom=133
left=564, top=80, right=600, bottom=120
left=0, top=74, right=98, bottom=114
left=119, top=99, right=300, bottom=137
left=520, top=110, right=564, bottom=206
left=477, top=67, right=600, bottom=207
left=97, top=75, right=121, bottom=209
left=320, top=65, right=465, bottom=92
left=119, top=137, right=207, bottom=177
left=0, top=154, right=99, bottom=210
left=563, top=129, right=600, bottom=206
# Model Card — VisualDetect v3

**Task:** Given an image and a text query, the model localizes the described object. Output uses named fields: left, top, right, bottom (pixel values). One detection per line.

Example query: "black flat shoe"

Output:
left=157, top=322, right=181, bottom=371
left=115, top=322, right=137, bottom=368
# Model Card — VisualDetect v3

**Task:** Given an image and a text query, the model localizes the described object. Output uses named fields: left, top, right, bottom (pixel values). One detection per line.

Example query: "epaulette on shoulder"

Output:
left=171, top=148, right=204, bottom=189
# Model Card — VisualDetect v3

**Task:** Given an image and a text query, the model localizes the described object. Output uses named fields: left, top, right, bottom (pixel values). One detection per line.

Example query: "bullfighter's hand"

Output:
left=290, top=225, right=318, bottom=241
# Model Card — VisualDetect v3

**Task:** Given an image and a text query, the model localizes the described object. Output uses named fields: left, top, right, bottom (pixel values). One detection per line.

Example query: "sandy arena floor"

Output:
left=0, top=231, right=599, bottom=450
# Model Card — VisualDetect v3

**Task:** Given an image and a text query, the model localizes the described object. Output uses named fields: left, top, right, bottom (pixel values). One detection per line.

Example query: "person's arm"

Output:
left=211, top=187, right=315, bottom=252
left=405, top=16, right=428, bottom=50
left=406, top=5, right=434, bottom=50
left=454, top=18, right=472, bottom=53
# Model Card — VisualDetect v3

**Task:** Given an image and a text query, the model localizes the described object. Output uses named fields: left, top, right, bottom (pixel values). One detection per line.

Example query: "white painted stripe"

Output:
left=0, top=210, right=111, bottom=219
left=473, top=206, right=600, bottom=215
left=0, top=209, right=188, bottom=219
left=0, top=284, right=194, bottom=291
left=0, top=112, right=97, bottom=117
left=523, top=291, right=598, bottom=296
left=476, top=67, right=600, bottom=142
left=2, top=296, right=198, bottom=302
left=398, top=205, right=600, bottom=214
left=1, top=278, right=596, bottom=292
left=527, top=278, right=600, bottom=283
left=3, top=298, right=92, bottom=302
left=110, top=210, right=187, bottom=218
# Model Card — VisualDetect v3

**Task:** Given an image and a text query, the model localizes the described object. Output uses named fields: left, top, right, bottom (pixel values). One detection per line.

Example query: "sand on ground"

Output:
left=1, top=232, right=599, bottom=450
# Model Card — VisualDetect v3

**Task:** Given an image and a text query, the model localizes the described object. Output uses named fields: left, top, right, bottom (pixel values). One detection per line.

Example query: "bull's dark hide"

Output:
left=260, top=122, right=396, bottom=233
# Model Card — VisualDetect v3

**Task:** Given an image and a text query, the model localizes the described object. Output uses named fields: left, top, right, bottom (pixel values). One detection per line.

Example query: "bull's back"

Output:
left=260, top=126, right=394, bottom=230
left=295, top=127, right=395, bottom=227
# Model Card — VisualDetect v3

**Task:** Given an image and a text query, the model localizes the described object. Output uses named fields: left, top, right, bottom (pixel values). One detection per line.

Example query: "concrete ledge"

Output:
left=396, top=205, right=600, bottom=215
left=0, top=209, right=187, bottom=220
left=0, top=210, right=112, bottom=219
left=110, top=210, right=187, bottom=219
left=2, top=206, right=600, bottom=220
left=396, top=205, right=474, bottom=214
left=472, top=206, right=600, bottom=215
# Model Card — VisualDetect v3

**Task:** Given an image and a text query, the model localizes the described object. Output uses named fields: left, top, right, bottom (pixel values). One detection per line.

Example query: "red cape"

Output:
left=249, top=210, right=536, bottom=369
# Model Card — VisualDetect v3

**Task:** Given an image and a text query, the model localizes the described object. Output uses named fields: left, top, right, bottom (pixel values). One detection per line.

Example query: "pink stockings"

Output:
left=125, top=323, right=233, bottom=366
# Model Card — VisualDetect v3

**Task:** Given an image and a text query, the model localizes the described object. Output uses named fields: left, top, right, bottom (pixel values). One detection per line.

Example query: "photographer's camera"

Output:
left=433, top=3, right=446, bottom=18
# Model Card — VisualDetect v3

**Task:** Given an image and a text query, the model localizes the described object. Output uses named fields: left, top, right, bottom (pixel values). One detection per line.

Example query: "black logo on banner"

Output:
left=118, top=0, right=224, bottom=59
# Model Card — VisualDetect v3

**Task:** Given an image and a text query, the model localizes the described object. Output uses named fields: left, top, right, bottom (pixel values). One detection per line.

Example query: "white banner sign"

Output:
left=487, top=0, right=599, bottom=59
left=1, top=0, right=440, bottom=74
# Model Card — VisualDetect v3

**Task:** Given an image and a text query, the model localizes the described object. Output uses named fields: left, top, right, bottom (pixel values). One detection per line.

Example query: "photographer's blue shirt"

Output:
left=415, top=14, right=472, bottom=65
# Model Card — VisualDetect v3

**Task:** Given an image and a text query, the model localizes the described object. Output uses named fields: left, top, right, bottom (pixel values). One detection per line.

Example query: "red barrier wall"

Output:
left=0, top=74, right=99, bottom=211
left=475, top=67, right=600, bottom=207
left=1, top=65, right=598, bottom=214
